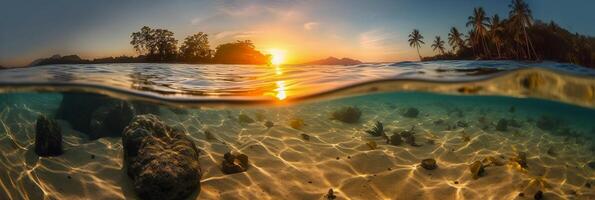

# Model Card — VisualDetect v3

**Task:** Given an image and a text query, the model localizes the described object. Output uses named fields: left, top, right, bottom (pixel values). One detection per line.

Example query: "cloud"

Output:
left=214, top=30, right=261, bottom=40
left=303, top=22, right=319, bottom=30
left=190, top=17, right=204, bottom=25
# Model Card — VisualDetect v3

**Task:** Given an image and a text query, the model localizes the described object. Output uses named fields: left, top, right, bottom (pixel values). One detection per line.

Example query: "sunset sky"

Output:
left=1, top=0, right=594, bottom=67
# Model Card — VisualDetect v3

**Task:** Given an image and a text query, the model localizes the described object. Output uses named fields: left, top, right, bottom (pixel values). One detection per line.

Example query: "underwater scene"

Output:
left=0, top=61, right=594, bottom=200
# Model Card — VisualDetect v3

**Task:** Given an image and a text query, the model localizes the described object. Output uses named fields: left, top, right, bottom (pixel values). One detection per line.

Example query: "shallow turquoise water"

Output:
left=0, top=61, right=594, bottom=199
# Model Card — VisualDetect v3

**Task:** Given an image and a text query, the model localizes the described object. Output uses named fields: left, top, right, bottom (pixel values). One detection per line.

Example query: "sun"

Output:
left=268, top=49, right=286, bottom=65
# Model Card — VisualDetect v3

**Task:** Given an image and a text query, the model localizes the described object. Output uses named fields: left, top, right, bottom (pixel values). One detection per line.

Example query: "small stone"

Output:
left=403, top=107, right=419, bottom=118
left=325, top=188, right=336, bottom=200
left=534, top=190, right=543, bottom=200
left=454, top=181, right=459, bottom=184
left=221, top=152, right=250, bottom=174
left=290, top=118, right=305, bottom=129
left=421, top=159, right=437, bottom=170
left=67, top=175, right=72, bottom=179
left=308, top=181, right=312, bottom=184
left=496, top=119, right=508, bottom=131
left=585, top=182, right=591, bottom=188
left=264, top=121, right=274, bottom=128
left=336, top=157, right=340, bottom=160
left=513, top=152, right=529, bottom=169
left=469, top=161, right=485, bottom=179
left=301, top=133, right=310, bottom=141
left=519, top=193, right=524, bottom=197
left=90, top=154, right=95, bottom=159
left=587, top=161, right=595, bottom=169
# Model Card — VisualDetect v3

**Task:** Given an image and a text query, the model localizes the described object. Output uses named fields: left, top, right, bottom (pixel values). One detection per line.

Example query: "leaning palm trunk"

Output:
left=522, top=26, right=532, bottom=60
left=416, top=46, right=422, bottom=60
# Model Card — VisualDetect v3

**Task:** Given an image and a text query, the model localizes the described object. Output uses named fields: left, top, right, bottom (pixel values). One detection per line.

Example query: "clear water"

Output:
left=0, top=61, right=594, bottom=199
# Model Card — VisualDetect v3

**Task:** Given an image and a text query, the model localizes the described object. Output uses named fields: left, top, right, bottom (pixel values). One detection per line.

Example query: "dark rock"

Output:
left=301, top=133, right=311, bottom=141
left=57, top=93, right=113, bottom=133
left=469, top=161, right=485, bottom=179
left=496, top=119, right=508, bottom=131
left=421, top=159, right=437, bottom=170
left=534, top=190, right=543, bottom=200
left=365, top=121, right=384, bottom=137
left=433, top=119, right=445, bottom=125
left=402, top=107, right=419, bottom=118
left=390, top=134, right=402, bottom=146
left=331, top=106, right=361, bottom=123
left=587, top=161, right=595, bottom=169
left=89, top=101, right=134, bottom=139
left=325, top=188, right=337, bottom=200
left=586, top=182, right=591, bottom=188
left=122, top=114, right=201, bottom=200
left=221, top=152, right=250, bottom=174
left=513, top=152, right=529, bottom=169
left=536, top=115, right=560, bottom=131
left=264, top=121, right=274, bottom=128
left=35, top=115, right=63, bottom=157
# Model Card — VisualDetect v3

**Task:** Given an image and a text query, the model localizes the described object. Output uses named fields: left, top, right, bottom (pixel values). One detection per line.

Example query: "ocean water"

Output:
left=0, top=61, right=594, bottom=200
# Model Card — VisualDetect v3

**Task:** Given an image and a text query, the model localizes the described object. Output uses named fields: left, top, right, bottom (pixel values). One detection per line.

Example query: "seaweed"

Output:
left=365, top=121, right=384, bottom=137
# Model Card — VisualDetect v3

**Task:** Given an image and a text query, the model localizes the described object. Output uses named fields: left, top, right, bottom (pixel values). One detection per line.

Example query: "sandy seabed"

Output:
left=0, top=94, right=594, bottom=200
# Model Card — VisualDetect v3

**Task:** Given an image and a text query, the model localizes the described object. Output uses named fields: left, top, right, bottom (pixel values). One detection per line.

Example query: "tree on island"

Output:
left=508, top=0, right=537, bottom=59
left=466, top=7, right=491, bottom=57
left=448, top=27, right=464, bottom=52
left=421, top=0, right=594, bottom=68
left=431, top=36, right=446, bottom=55
left=212, top=40, right=270, bottom=64
left=179, top=32, right=212, bottom=63
left=130, top=26, right=178, bottom=61
left=408, top=29, right=425, bottom=60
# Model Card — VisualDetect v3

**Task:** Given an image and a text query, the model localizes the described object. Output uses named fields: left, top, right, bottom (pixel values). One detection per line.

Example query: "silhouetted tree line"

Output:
left=410, top=0, right=595, bottom=68
left=129, top=26, right=270, bottom=64
left=29, top=26, right=271, bottom=66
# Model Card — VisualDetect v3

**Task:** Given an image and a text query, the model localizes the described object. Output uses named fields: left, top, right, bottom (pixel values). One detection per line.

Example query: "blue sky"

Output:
left=1, top=0, right=594, bottom=66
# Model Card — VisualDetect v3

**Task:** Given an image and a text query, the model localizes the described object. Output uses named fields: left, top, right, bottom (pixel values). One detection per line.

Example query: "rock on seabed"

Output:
left=34, top=115, right=63, bottom=157
left=122, top=114, right=201, bottom=200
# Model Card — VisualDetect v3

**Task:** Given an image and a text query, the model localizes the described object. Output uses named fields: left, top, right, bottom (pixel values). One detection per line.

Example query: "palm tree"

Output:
left=509, top=0, right=537, bottom=59
left=489, top=14, right=504, bottom=58
left=448, top=27, right=464, bottom=52
left=408, top=29, right=425, bottom=60
left=466, top=7, right=491, bottom=57
left=431, top=36, right=446, bottom=54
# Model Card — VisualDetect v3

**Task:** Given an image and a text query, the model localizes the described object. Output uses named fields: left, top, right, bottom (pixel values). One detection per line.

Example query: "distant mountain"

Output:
left=302, top=57, right=362, bottom=65
left=29, top=54, right=90, bottom=66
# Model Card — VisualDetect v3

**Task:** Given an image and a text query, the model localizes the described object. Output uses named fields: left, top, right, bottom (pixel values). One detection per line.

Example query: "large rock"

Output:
left=331, top=106, right=361, bottom=124
left=35, top=115, right=63, bottom=157
left=122, top=114, right=201, bottom=200
left=57, top=93, right=157, bottom=140
left=57, top=93, right=113, bottom=133
left=89, top=101, right=134, bottom=139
